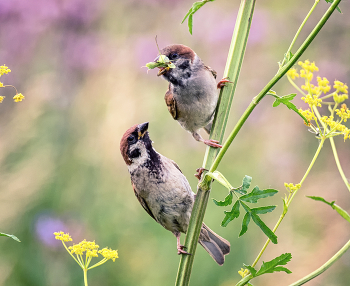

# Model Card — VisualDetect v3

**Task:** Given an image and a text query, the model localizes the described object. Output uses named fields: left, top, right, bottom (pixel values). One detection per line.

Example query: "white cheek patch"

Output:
left=127, top=141, right=148, bottom=173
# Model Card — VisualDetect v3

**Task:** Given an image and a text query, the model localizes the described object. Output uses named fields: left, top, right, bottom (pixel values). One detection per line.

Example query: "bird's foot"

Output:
left=195, top=168, right=208, bottom=180
left=203, top=139, right=222, bottom=148
left=217, top=77, right=233, bottom=89
left=177, top=245, right=191, bottom=255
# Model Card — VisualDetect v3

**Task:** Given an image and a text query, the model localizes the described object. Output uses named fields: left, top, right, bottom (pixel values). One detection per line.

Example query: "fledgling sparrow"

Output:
left=120, top=122, right=230, bottom=265
left=155, top=44, right=231, bottom=148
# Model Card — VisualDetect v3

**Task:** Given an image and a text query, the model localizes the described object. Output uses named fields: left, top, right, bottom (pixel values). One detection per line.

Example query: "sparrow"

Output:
left=155, top=44, right=231, bottom=148
left=120, top=122, right=230, bottom=265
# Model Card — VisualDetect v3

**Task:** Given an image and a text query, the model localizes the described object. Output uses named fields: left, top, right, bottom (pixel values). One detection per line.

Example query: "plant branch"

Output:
left=175, top=1, right=256, bottom=285
left=288, top=239, right=350, bottom=286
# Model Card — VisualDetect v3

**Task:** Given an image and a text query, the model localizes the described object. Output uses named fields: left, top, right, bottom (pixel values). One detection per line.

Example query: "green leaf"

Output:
left=221, top=200, right=240, bottom=227
left=244, top=264, right=257, bottom=277
left=181, top=0, right=215, bottom=34
left=232, top=175, right=252, bottom=195
left=240, top=186, right=278, bottom=203
left=213, top=191, right=233, bottom=206
left=307, top=196, right=350, bottom=224
left=256, top=253, right=292, bottom=276
left=269, top=91, right=308, bottom=125
left=206, top=171, right=233, bottom=191
left=239, top=212, right=251, bottom=237
left=251, top=205, right=276, bottom=214
left=251, top=212, right=278, bottom=244
left=0, top=232, right=21, bottom=242
left=324, top=0, right=341, bottom=13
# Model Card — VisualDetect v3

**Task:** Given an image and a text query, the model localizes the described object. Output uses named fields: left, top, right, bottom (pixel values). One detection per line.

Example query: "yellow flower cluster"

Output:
left=334, top=80, right=348, bottom=94
left=287, top=68, right=299, bottom=80
left=335, top=104, right=350, bottom=122
left=0, top=65, right=11, bottom=76
left=299, top=60, right=318, bottom=81
left=0, top=96, right=4, bottom=103
left=316, top=76, right=331, bottom=94
left=301, top=94, right=322, bottom=107
left=69, top=239, right=100, bottom=258
left=99, top=247, right=119, bottom=262
left=13, top=93, right=25, bottom=102
left=238, top=268, right=250, bottom=278
left=298, top=108, right=315, bottom=123
left=54, top=231, right=73, bottom=242
left=333, top=80, right=348, bottom=104
left=321, top=111, right=350, bottom=141
left=284, top=183, right=301, bottom=192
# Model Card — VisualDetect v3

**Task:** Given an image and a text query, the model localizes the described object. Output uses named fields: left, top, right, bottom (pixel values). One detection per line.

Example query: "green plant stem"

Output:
left=313, top=107, right=350, bottom=192
left=84, top=269, right=88, bottom=286
left=175, top=1, right=256, bottom=285
left=289, top=239, right=350, bottom=286
left=280, top=0, right=320, bottom=67
left=250, top=137, right=325, bottom=269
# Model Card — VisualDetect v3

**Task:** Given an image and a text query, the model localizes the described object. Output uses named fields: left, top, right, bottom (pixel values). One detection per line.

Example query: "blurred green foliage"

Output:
left=0, top=0, right=349, bottom=285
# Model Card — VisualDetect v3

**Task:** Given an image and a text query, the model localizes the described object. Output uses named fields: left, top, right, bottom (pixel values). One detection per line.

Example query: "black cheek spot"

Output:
left=178, top=61, right=190, bottom=70
left=129, top=149, right=141, bottom=159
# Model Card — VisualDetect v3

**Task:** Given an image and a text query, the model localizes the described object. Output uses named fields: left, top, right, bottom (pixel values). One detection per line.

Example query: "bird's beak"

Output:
left=138, top=122, right=149, bottom=139
left=157, top=67, right=169, bottom=76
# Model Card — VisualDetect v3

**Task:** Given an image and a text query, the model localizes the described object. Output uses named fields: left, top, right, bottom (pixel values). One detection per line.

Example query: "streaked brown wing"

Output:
left=132, top=182, right=156, bottom=221
left=164, top=84, right=178, bottom=120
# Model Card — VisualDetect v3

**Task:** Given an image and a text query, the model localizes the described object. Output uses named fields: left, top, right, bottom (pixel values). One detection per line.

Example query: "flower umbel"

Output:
left=54, top=231, right=118, bottom=286
left=0, top=65, right=24, bottom=103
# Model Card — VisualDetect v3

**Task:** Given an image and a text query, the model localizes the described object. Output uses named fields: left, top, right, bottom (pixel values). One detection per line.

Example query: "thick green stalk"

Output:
left=210, top=0, right=342, bottom=173
left=175, top=1, right=256, bottom=285
left=289, top=239, right=350, bottom=286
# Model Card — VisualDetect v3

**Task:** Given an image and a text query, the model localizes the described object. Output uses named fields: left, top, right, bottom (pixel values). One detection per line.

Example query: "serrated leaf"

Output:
left=240, top=187, right=278, bottom=203
left=269, top=92, right=308, bottom=124
left=213, top=192, right=233, bottom=207
left=206, top=171, right=233, bottom=191
left=0, top=232, right=21, bottom=242
left=239, top=212, right=251, bottom=237
left=250, top=211, right=278, bottom=244
left=241, top=175, right=252, bottom=194
left=244, top=264, right=257, bottom=277
left=324, top=0, right=341, bottom=13
left=307, top=196, right=350, bottom=223
left=251, top=205, right=276, bottom=214
left=221, top=200, right=240, bottom=227
left=256, top=253, right=292, bottom=276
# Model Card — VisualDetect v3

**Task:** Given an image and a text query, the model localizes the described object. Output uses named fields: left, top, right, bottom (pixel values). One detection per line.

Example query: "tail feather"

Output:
left=199, top=223, right=230, bottom=265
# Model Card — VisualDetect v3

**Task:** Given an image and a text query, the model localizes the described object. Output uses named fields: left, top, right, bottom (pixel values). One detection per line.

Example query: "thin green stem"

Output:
left=84, top=269, right=88, bottom=286
left=251, top=138, right=325, bottom=268
left=287, top=76, right=306, bottom=96
left=62, top=241, right=83, bottom=268
left=313, top=107, right=350, bottom=192
left=175, top=1, right=256, bottom=285
left=281, top=0, right=320, bottom=67
left=289, top=239, right=350, bottom=286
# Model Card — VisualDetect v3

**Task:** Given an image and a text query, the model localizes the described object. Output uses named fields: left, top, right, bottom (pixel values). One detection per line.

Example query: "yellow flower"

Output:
left=99, top=247, right=119, bottom=262
left=0, top=82, right=3, bottom=87
left=335, top=104, right=350, bottom=122
left=301, top=94, right=322, bottom=107
left=317, top=76, right=331, bottom=94
left=0, top=96, right=5, bottom=103
left=333, top=93, right=348, bottom=104
left=238, top=268, right=250, bottom=278
left=284, top=183, right=301, bottom=192
left=0, top=65, right=11, bottom=76
left=298, top=108, right=315, bottom=122
left=287, top=68, right=299, bottom=80
left=334, top=80, right=348, bottom=94
left=54, top=231, right=73, bottom=242
left=13, top=93, right=24, bottom=102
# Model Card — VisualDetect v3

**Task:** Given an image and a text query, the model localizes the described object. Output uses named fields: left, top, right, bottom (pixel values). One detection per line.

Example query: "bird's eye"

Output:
left=127, top=135, right=136, bottom=143
left=169, top=53, right=178, bottom=60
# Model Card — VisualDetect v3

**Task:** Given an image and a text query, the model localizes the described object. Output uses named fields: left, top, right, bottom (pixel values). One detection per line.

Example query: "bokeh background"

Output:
left=0, top=0, right=349, bottom=285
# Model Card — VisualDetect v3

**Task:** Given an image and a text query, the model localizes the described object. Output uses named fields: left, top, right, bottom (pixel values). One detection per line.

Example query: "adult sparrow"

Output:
left=120, top=122, right=230, bottom=265
left=155, top=44, right=230, bottom=148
